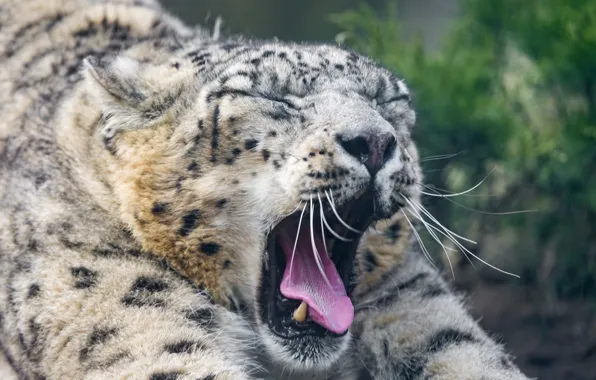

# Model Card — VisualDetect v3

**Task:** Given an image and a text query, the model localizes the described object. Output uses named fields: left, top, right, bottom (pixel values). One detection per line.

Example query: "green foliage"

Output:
left=332, top=0, right=596, bottom=299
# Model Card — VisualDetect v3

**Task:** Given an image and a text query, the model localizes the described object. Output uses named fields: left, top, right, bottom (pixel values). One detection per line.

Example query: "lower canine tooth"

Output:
left=293, top=301, right=308, bottom=323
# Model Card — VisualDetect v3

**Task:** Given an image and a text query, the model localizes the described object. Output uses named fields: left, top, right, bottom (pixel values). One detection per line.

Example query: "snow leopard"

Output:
left=0, top=0, right=529, bottom=379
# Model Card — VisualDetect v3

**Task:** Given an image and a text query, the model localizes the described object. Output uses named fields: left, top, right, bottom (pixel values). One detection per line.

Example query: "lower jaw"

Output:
left=261, top=326, right=352, bottom=372
left=256, top=261, right=354, bottom=373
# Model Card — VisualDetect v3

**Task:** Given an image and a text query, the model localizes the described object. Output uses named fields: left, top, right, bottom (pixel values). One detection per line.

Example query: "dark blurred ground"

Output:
left=164, top=2, right=596, bottom=379
left=456, top=266, right=596, bottom=380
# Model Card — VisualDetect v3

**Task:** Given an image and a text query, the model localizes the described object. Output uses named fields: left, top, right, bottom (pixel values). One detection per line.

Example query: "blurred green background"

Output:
left=166, top=1, right=596, bottom=379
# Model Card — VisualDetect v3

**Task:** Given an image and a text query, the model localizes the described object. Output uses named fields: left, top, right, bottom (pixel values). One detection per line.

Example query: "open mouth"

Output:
left=259, top=191, right=375, bottom=339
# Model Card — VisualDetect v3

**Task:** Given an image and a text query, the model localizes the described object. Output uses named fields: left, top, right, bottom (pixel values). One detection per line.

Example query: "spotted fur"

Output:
left=0, top=0, right=529, bottom=379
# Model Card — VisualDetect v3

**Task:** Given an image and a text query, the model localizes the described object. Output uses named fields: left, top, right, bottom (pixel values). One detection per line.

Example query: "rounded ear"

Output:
left=82, top=55, right=192, bottom=137
left=83, top=56, right=147, bottom=107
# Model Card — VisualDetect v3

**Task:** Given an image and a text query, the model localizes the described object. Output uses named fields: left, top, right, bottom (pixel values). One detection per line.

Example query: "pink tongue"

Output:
left=278, top=222, right=354, bottom=334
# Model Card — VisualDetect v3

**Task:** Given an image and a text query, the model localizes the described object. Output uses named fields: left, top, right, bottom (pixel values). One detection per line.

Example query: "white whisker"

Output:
left=405, top=206, right=456, bottom=277
left=419, top=182, right=496, bottom=198
left=403, top=195, right=476, bottom=267
left=420, top=169, right=494, bottom=198
left=406, top=205, right=457, bottom=253
left=326, top=190, right=360, bottom=233
left=318, top=193, right=352, bottom=242
left=424, top=218, right=476, bottom=269
left=403, top=195, right=520, bottom=278
left=420, top=190, right=494, bottom=198
left=421, top=182, right=537, bottom=215
left=400, top=209, right=435, bottom=268
left=288, top=203, right=307, bottom=280
left=317, top=193, right=329, bottom=254
left=406, top=199, right=476, bottom=268
left=405, top=195, right=476, bottom=268
left=406, top=196, right=477, bottom=244
left=310, top=199, right=332, bottom=288
left=437, top=223, right=518, bottom=277
left=416, top=151, right=463, bottom=163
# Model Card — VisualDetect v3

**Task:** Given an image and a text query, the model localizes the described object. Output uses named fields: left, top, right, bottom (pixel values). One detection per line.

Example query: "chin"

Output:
left=260, top=324, right=351, bottom=372
left=256, top=191, right=376, bottom=372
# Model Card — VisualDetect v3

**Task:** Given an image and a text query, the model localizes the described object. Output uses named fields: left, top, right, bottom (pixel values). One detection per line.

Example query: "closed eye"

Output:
left=377, top=94, right=411, bottom=106
left=207, top=87, right=300, bottom=110
left=256, top=92, right=300, bottom=110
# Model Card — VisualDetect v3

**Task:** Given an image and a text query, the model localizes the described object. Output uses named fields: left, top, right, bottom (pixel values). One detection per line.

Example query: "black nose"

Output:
left=337, top=131, right=397, bottom=176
